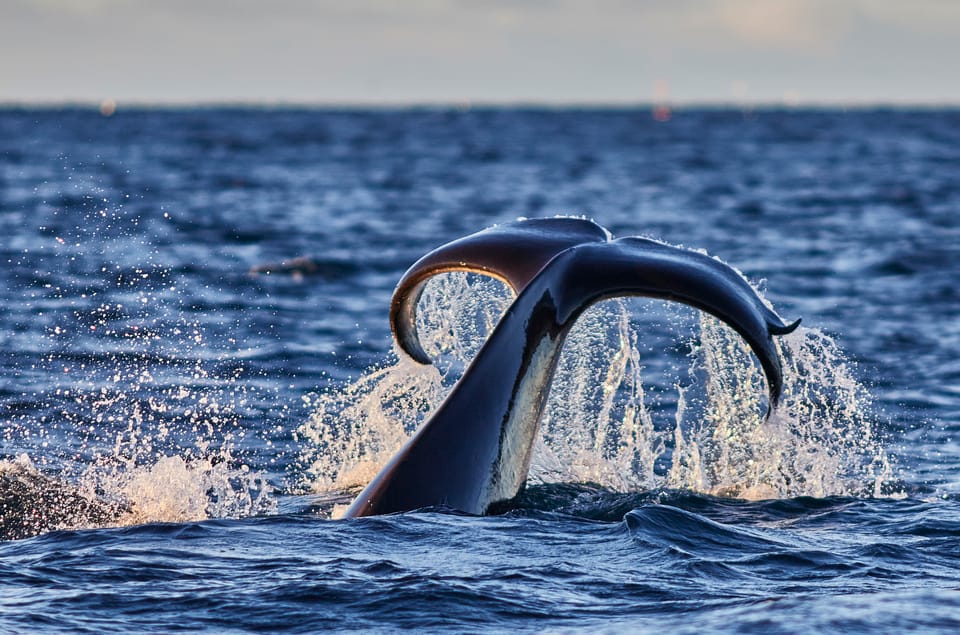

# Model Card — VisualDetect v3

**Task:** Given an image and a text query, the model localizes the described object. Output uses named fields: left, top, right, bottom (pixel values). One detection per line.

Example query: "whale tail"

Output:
left=391, top=218, right=798, bottom=408
left=344, top=219, right=800, bottom=518
left=391, top=217, right=609, bottom=364
left=546, top=236, right=800, bottom=409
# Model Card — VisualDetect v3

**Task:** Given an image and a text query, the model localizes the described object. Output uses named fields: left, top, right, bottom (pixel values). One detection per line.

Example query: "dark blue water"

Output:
left=1, top=107, right=959, bottom=632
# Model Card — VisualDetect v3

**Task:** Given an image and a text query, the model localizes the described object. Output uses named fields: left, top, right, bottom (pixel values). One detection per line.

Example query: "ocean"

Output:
left=1, top=106, right=958, bottom=632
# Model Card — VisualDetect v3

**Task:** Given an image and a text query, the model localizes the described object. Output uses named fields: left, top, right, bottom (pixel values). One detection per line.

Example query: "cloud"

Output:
left=2, top=0, right=958, bottom=103
left=708, top=0, right=851, bottom=52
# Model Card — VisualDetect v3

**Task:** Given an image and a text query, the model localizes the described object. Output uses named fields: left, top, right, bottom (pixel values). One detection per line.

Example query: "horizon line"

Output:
left=3, top=97, right=960, bottom=111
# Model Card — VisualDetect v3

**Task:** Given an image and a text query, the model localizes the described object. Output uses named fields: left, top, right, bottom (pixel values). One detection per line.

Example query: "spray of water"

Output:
left=531, top=304, right=661, bottom=491
left=294, top=273, right=513, bottom=493
left=0, top=180, right=282, bottom=538
left=297, top=271, right=893, bottom=504
left=71, top=338, right=275, bottom=525
left=669, top=316, right=892, bottom=498
left=2, top=308, right=276, bottom=538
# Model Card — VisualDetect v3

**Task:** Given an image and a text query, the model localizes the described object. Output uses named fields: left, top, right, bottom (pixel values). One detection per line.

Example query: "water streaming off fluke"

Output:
left=297, top=268, right=893, bottom=511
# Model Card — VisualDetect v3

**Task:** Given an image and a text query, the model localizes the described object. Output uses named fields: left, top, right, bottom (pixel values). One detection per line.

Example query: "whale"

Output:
left=343, top=218, right=800, bottom=518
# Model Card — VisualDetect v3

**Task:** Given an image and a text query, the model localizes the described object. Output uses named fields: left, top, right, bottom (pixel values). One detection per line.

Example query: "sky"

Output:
left=2, top=0, right=958, bottom=105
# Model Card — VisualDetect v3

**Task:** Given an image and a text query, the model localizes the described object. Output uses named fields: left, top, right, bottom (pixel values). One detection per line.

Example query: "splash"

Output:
left=298, top=271, right=893, bottom=505
left=0, top=180, right=283, bottom=539
left=530, top=302, right=662, bottom=491
left=294, top=273, right=513, bottom=492
left=2, top=310, right=276, bottom=539
left=69, top=345, right=276, bottom=525
left=669, top=316, right=892, bottom=498
left=294, top=358, right=444, bottom=492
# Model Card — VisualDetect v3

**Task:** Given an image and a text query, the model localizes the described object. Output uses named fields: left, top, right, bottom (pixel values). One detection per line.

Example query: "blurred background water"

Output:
left=1, top=106, right=959, bottom=633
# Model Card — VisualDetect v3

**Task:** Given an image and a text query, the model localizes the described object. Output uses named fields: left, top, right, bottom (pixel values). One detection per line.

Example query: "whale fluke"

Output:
left=547, top=236, right=798, bottom=408
left=391, top=217, right=609, bottom=364
left=344, top=219, right=799, bottom=518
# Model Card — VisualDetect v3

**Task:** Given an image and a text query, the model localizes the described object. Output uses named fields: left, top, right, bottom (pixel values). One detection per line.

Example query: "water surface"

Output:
left=1, top=107, right=959, bottom=633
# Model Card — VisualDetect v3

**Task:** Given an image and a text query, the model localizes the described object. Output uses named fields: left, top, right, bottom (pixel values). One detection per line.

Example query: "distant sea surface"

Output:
left=1, top=107, right=959, bottom=633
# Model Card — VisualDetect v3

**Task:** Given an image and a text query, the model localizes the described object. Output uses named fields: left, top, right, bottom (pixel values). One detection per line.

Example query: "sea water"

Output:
left=1, top=107, right=959, bottom=632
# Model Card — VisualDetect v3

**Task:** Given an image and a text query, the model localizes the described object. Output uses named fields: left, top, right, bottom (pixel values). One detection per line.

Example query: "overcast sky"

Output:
left=2, top=0, right=958, bottom=105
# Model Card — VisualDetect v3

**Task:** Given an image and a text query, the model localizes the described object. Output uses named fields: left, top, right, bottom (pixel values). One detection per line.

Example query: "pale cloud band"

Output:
left=2, top=0, right=958, bottom=104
